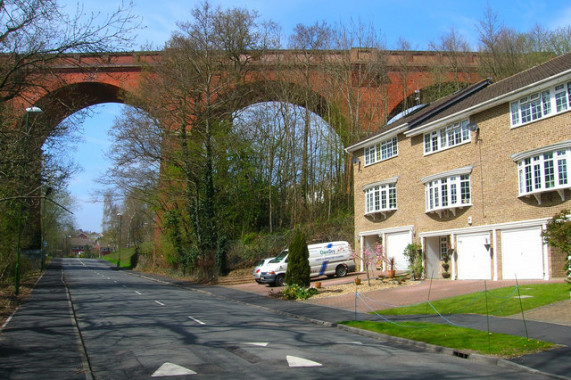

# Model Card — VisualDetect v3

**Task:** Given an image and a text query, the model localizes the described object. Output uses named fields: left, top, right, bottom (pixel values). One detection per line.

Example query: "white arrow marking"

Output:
left=286, top=355, right=322, bottom=367
left=188, top=316, right=205, bottom=325
left=245, top=342, right=268, bottom=347
left=152, top=362, right=196, bottom=377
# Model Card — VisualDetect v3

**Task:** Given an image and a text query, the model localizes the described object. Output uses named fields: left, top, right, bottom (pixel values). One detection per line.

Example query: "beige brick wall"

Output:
left=352, top=102, right=571, bottom=278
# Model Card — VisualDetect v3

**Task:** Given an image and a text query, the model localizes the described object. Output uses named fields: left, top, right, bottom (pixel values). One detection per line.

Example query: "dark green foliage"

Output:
left=282, top=284, right=318, bottom=300
left=130, top=246, right=140, bottom=269
left=285, top=229, right=310, bottom=287
left=216, top=236, right=228, bottom=276
left=403, top=243, right=423, bottom=280
left=542, top=209, right=571, bottom=276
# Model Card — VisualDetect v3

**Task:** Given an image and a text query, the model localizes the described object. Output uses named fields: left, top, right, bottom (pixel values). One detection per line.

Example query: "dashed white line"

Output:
left=135, top=291, right=142, bottom=295
left=188, top=316, right=205, bottom=325
left=155, top=300, right=165, bottom=306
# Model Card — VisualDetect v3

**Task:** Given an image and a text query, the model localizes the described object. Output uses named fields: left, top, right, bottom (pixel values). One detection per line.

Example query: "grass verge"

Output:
left=374, top=283, right=570, bottom=316
left=102, top=247, right=137, bottom=269
left=340, top=320, right=556, bottom=358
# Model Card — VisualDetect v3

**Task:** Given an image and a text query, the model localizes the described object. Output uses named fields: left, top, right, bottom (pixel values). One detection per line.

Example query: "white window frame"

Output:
left=510, top=81, right=571, bottom=127
left=512, top=140, right=571, bottom=204
left=423, top=120, right=471, bottom=155
left=422, top=166, right=473, bottom=217
left=364, top=136, right=398, bottom=166
left=363, top=176, right=399, bottom=218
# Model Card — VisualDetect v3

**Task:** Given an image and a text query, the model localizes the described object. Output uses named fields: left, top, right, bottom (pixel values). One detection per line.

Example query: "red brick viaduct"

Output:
left=13, top=49, right=482, bottom=250
left=21, top=49, right=482, bottom=141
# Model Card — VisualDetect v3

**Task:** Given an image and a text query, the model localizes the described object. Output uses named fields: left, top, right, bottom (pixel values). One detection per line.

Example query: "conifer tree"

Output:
left=285, top=229, right=310, bottom=287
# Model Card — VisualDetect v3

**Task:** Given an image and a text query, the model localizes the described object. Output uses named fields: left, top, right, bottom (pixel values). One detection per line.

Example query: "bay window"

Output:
left=513, top=141, right=571, bottom=204
left=510, top=81, right=571, bottom=127
left=422, top=166, right=473, bottom=217
left=363, top=177, right=398, bottom=217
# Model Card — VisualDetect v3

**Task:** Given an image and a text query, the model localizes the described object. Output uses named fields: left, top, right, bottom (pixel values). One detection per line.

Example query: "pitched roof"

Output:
left=346, top=52, right=571, bottom=152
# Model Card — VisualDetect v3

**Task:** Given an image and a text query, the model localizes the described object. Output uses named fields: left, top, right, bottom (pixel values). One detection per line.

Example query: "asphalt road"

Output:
left=0, top=258, right=559, bottom=379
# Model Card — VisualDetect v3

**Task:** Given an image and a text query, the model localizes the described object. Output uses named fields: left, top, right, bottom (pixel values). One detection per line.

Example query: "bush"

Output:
left=285, top=229, right=310, bottom=287
left=542, top=209, right=570, bottom=276
left=403, top=243, right=423, bottom=280
left=282, top=284, right=318, bottom=300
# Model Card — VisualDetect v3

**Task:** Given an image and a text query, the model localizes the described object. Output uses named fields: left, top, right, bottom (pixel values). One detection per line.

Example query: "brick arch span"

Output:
left=20, top=50, right=481, bottom=139
left=224, top=80, right=351, bottom=144
left=34, top=81, right=130, bottom=129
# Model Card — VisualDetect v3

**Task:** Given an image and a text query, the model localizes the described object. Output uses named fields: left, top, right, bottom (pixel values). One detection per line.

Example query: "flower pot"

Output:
left=315, top=281, right=322, bottom=289
left=355, top=278, right=361, bottom=285
left=388, top=269, right=396, bottom=279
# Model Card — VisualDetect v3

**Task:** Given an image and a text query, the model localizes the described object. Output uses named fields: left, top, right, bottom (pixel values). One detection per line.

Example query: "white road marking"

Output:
left=245, top=342, right=268, bottom=347
left=1, top=315, right=13, bottom=329
left=286, top=355, right=322, bottom=368
left=155, top=300, right=165, bottom=306
left=152, top=362, right=196, bottom=377
left=187, top=316, right=205, bottom=325
left=135, top=291, right=142, bottom=295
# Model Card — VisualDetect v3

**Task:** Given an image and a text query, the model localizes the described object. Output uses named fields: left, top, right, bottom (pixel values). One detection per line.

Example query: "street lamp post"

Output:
left=117, top=212, right=123, bottom=268
left=15, top=106, right=43, bottom=296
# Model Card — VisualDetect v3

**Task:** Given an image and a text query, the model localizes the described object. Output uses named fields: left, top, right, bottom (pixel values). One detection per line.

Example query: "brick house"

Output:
left=345, top=53, right=571, bottom=280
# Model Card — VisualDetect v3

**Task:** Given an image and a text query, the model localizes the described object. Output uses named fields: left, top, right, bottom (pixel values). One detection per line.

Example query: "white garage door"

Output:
left=457, top=233, right=491, bottom=280
left=386, top=231, right=411, bottom=271
left=501, top=227, right=544, bottom=280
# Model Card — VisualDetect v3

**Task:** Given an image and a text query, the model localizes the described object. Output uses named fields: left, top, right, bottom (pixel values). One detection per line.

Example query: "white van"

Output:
left=259, top=241, right=355, bottom=286
left=252, top=257, right=275, bottom=283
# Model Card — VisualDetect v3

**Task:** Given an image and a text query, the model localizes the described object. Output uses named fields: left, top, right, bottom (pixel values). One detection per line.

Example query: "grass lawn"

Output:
left=339, top=320, right=556, bottom=358
left=374, top=283, right=570, bottom=316
left=102, top=247, right=137, bottom=268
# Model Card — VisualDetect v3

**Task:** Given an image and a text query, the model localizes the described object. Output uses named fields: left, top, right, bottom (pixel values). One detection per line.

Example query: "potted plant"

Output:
left=441, top=249, right=452, bottom=279
left=387, top=256, right=396, bottom=278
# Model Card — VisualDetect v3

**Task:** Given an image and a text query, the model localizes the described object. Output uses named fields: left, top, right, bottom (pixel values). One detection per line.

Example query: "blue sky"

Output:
left=59, top=0, right=571, bottom=232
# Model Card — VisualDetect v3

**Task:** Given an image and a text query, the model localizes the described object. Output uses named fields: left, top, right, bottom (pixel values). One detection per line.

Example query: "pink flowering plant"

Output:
left=351, top=244, right=384, bottom=285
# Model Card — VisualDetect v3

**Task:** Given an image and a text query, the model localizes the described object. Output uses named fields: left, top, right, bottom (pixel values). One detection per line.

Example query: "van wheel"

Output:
left=274, top=274, right=285, bottom=286
left=335, top=265, right=348, bottom=277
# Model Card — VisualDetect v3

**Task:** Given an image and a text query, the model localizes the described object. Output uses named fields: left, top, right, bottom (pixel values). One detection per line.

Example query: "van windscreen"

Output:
left=271, top=250, right=288, bottom=262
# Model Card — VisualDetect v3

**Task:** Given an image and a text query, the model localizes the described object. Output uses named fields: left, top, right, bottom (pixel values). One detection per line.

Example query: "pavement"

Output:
left=1, top=259, right=570, bottom=379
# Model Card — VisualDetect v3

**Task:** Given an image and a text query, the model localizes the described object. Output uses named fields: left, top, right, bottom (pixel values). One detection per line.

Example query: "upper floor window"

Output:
left=423, top=120, right=470, bottom=154
left=422, top=166, right=473, bottom=217
left=363, top=177, right=398, bottom=217
left=510, top=81, right=571, bottom=127
left=364, top=137, right=398, bottom=166
left=513, top=141, right=571, bottom=204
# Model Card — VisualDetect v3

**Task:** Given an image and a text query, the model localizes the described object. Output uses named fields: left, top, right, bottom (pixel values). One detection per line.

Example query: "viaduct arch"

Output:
left=22, top=49, right=481, bottom=137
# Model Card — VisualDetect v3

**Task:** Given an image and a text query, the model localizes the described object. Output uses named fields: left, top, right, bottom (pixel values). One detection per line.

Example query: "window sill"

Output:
left=364, top=209, right=396, bottom=220
left=426, top=204, right=470, bottom=218
left=519, top=188, right=568, bottom=205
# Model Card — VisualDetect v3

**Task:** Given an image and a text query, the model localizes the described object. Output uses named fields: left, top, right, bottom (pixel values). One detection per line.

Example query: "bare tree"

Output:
left=110, top=1, right=277, bottom=277
left=476, top=5, right=553, bottom=80
left=428, top=27, right=472, bottom=99
left=0, top=0, right=139, bottom=286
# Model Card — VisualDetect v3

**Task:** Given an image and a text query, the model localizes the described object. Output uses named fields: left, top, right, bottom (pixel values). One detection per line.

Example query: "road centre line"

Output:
left=188, top=316, right=205, bottom=325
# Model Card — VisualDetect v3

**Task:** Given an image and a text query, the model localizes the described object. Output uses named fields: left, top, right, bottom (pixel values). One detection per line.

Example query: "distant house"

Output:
left=346, top=52, right=571, bottom=280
